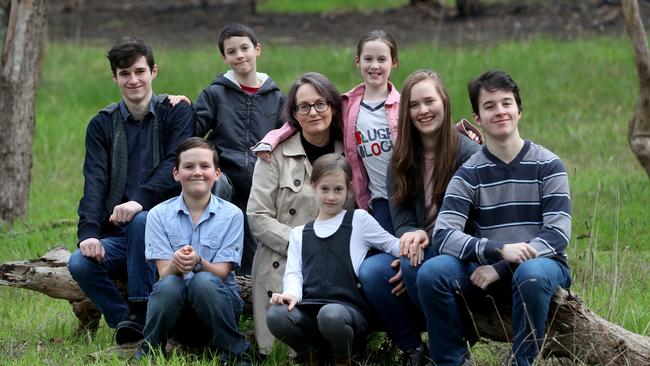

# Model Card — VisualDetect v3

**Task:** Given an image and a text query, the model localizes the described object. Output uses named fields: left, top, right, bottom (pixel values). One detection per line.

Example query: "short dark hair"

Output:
left=174, top=137, right=219, bottom=169
left=107, top=36, right=155, bottom=75
left=218, top=23, right=259, bottom=55
left=468, top=70, right=522, bottom=115
left=283, top=72, right=343, bottom=143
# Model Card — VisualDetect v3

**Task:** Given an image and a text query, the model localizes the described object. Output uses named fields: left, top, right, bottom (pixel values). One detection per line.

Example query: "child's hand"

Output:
left=173, top=245, right=198, bottom=273
left=168, top=94, right=191, bottom=107
left=388, top=259, right=406, bottom=296
left=251, top=142, right=272, bottom=163
left=399, top=230, right=429, bottom=257
left=470, top=265, right=499, bottom=290
left=270, top=292, right=298, bottom=311
left=407, top=247, right=424, bottom=267
left=467, top=130, right=478, bottom=143
left=256, top=151, right=271, bottom=163
left=501, top=243, right=537, bottom=264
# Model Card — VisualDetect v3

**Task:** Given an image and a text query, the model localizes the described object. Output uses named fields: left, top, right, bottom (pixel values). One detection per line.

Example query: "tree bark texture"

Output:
left=0, top=0, right=47, bottom=222
left=0, top=247, right=251, bottom=334
left=1, top=247, right=649, bottom=364
left=457, top=0, right=481, bottom=18
left=622, top=0, right=650, bottom=179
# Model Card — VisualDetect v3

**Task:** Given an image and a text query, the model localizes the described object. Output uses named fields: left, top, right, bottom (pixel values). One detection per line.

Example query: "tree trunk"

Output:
left=457, top=0, right=481, bottom=18
left=622, top=0, right=650, bottom=179
left=2, top=247, right=650, bottom=364
left=0, top=0, right=47, bottom=222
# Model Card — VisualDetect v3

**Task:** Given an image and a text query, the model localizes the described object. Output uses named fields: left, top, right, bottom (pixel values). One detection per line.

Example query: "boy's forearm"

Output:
left=155, top=259, right=181, bottom=278
left=200, top=260, right=232, bottom=280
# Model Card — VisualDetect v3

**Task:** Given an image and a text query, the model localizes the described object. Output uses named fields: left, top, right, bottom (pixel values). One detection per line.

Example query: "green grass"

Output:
left=1, top=35, right=649, bottom=364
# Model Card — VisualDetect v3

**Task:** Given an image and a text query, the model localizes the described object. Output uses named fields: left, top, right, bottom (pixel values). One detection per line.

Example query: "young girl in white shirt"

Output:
left=266, top=153, right=408, bottom=366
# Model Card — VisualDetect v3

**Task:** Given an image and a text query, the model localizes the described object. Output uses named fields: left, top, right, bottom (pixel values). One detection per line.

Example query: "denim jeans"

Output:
left=399, top=244, right=437, bottom=308
left=143, top=272, right=249, bottom=357
left=68, top=211, right=155, bottom=327
left=416, top=255, right=570, bottom=366
left=357, top=253, right=425, bottom=351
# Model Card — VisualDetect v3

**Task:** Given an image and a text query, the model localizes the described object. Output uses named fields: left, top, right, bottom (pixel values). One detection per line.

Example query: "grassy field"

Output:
left=1, top=35, right=649, bottom=364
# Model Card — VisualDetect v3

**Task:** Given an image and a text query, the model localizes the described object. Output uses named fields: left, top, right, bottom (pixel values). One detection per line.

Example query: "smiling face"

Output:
left=293, top=83, right=333, bottom=143
left=112, top=55, right=156, bottom=107
left=474, top=88, right=521, bottom=141
left=173, top=147, right=221, bottom=200
left=221, top=36, right=261, bottom=79
left=408, top=79, right=445, bottom=138
left=313, top=171, right=348, bottom=220
left=355, top=40, right=396, bottom=91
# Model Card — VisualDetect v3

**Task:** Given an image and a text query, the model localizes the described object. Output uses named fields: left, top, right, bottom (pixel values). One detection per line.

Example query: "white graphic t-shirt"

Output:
left=355, top=100, right=393, bottom=201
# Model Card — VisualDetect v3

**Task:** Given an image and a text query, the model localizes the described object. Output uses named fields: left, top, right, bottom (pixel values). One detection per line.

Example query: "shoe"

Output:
left=115, top=315, right=144, bottom=345
left=401, top=345, right=426, bottom=366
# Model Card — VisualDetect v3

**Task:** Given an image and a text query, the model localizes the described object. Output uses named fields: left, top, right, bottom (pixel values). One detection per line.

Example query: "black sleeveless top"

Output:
left=300, top=210, right=370, bottom=315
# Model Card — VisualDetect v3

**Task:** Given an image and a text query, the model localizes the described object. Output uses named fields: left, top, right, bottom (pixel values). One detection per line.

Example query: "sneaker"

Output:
left=401, top=345, right=426, bottom=366
left=115, top=315, right=144, bottom=345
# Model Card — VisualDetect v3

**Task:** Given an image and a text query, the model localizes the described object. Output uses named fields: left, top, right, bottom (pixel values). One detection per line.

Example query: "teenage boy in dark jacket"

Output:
left=68, top=36, right=193, bottom=345
left=194, top=23, right=285, bottom=275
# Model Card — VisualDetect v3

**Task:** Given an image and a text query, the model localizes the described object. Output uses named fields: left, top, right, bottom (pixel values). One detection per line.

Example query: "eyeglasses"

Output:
left=295, top=101, right=330, bottom=115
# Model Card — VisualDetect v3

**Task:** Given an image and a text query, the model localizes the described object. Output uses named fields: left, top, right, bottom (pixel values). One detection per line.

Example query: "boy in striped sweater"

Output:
left=417, top=70, right=571, bottom=366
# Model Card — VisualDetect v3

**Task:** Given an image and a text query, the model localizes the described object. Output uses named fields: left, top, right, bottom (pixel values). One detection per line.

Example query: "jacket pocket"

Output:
left=278, top=162, right=306, bottom=194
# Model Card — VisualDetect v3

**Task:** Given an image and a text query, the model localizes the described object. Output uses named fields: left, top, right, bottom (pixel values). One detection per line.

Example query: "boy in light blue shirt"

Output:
left=139, top=137, right=250, bottom=364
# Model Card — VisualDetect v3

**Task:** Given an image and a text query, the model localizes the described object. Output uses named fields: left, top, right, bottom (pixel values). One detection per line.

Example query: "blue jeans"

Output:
left=68, top=211, right=155, bottom=328
left=416, top=255, right=570, bottom=366
left=357, top=253, right=425, bottom=351
left=143, top=272, right=249, bottom=357
left=399, top=244, right=437, bottom=308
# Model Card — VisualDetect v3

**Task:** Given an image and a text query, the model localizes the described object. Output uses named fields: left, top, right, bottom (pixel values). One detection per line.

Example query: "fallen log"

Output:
left=1, top=247, right=649, bottom=365
left=0, top=246, right=252, bottom=334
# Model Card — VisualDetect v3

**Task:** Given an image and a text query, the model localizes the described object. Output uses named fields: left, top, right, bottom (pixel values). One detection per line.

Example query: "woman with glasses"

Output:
left=246, top=72, right=346, bottom=355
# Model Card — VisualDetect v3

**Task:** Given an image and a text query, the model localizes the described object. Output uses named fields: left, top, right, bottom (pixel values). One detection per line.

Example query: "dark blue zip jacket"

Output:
left=194, top=72, right=285, bottom=201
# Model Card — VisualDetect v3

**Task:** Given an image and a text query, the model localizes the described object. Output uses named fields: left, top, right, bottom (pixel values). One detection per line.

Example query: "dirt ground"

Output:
left=47, top=0, right=650, bottom=47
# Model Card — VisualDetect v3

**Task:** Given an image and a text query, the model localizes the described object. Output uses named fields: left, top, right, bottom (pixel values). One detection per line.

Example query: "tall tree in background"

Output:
left=0, top=0, right=48, bottom=222
left=622, top=0, right=650, bottom=179
left=409, top=0, right=480, bottom=17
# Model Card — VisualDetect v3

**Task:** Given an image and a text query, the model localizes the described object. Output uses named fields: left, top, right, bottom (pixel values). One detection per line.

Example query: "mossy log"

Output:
left=1, top=247, right=649, bottom=365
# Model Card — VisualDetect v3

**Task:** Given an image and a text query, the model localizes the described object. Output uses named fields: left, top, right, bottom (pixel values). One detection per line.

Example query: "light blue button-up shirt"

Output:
left=145, top=193, right=244, bottom=295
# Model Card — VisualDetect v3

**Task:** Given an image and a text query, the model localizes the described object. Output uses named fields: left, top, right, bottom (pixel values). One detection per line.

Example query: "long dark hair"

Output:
left=391, top=70, right=459, bottom=205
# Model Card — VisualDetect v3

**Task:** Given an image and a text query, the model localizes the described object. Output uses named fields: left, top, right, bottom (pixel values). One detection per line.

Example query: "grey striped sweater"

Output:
left=432, top=140, right=571, bottom=278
